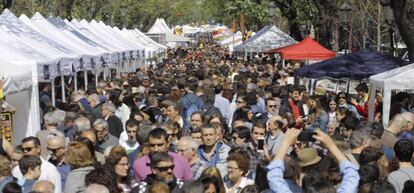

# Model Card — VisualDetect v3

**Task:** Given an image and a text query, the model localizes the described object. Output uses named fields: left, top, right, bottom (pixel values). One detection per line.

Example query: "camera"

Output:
left=298, top=131, right=316, bottom=142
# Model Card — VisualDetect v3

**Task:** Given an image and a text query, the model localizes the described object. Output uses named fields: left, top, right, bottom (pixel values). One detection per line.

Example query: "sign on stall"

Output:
left=1, top=112, right=12, bottom=143
left=315, top=79, right=337, bottom=95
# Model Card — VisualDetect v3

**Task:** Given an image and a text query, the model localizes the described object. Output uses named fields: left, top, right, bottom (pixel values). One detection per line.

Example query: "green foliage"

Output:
left=7, top=0, right=271, bottom=31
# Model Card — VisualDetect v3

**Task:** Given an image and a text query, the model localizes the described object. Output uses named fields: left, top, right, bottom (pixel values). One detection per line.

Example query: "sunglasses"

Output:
left=236, top=101, right=244, bottom=104
left=156, top=165, right=175, bottom=172
left=22, top=146, right=37, bottom=152
left=338, top=96, right=346, bottom=99
left=268, top=105, right=276, bottom=108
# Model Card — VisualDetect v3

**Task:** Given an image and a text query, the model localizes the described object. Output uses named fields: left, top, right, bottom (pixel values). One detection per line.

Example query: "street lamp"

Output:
left=268, top=1, right=276, bottom=26
left=339, top=0, right=352, bottom=53
left=121, top=2, right=127, bottom=28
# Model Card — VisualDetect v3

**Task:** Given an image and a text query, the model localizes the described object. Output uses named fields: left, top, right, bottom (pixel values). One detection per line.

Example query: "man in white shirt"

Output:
left=213, top=84, right=230, bottom=124
left=120, top=119, right=140, bottom=153
left=12, top=136, right=62, bottom=193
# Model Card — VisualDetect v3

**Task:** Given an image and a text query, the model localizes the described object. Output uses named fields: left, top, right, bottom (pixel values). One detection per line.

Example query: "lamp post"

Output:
left=121, top=2, right=127, bottom=28
left=339, top=0, right=352, bottom=53
left=380, top=0, right=395, bottom=56
left=268, top=1, right=276, bottom=26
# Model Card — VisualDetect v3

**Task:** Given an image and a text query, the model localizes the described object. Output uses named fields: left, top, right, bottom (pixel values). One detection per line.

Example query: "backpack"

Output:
left=184, top=95, right=201, bottom=122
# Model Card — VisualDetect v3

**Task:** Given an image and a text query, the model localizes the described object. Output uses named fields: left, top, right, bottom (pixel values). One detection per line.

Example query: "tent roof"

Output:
left=295, top=50, right=405, bottom=80
left=0, top=59, right=34, bottom=95
left=233, top=25, right=296, bottom=52
left=368, top=63, right=414, bottom=127
left=373, top=64, right=414, bottom=90
left=147, top=18, right=173, bottom=34
left=266, top=37, right=336, bottom=60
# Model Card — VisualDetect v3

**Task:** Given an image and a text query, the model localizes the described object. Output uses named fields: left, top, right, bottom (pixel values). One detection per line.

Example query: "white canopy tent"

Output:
left=219, top=31, right=243, bottom=46
left=0, top=58, right=41, bottom=145
left=0, top=9, right=160, bottom=145
left=121, top=28, right=162, bottom=52
left=96, top=22, right=146, bottom=71
left=46, top=17, right=112, bottom=66
left=148, top=18, right=174, bottom=34
left=20, top=13, right=106, bottom=72
left=368, top=63, right=414, bottom=127
left=147, top=18, right=190, bottom=47
left=0, top=9, right=80, bottom=80
left=233, top=25, right=296, bottom=53
left=131, top=28, right=167, bottom=51
left=89, top=20, right=139, bottom=59
left=69, top=19, right=123, bottom=67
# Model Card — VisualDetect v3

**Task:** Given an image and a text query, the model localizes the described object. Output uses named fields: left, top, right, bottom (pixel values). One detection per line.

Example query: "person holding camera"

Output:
left=267, top=128, right=360, bottom=193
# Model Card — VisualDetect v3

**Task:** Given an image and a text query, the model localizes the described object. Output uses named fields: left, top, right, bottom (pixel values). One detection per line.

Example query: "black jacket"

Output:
left=107, top=115, right=123, bottom=138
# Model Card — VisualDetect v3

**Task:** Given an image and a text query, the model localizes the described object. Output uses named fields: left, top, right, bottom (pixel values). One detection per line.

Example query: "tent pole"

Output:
left=282, top=59, right=285, bottom=68
left=367, top=81, right=376, bottom=122
left=95, top=71, right=99, bottom=88
left=84, top=70, right=88, bottom=91
left=61, top=75, right=65, bottom=103
left=74, top=73, right=78, bottom=91
left=51, top=79, right=56, bottom=107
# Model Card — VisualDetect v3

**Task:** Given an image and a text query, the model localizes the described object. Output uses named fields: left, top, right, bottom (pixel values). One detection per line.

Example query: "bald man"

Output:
left=84, top=184, right=110, bottom=193
left=80, top=129, right=97, bottom=145
left=382, top=112, right=414, bottom=160
left=32, top=180, right=55, bottom=193
left=80, top=129, right=105, bottom=164
left=176, top=136, right=207, bottom=179
left=267, top=115, right=289, bottom=156
left=47, top=136, right=70, bottom=190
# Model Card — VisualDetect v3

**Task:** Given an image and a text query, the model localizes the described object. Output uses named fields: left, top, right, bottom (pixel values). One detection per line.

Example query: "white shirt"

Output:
left=228, top=94, right=238, bottom=129
left=12, top=157, right=62, bottom=193
left=225, top=177, right=254, bottom=193
left=214, top=94, right=230, bottom=123
left=115, top=103, right=131, bottom=128
left=119, top=132, right=139, bottom=154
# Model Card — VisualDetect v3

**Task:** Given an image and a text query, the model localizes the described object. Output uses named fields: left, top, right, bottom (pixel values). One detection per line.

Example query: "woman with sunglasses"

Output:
left=105, top=146, right=137, bottom=193
left=336, top=92, right=360, bottom=120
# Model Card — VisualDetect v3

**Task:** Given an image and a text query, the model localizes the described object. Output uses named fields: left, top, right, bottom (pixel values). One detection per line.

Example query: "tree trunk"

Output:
left=3, top=0, right=12, bottom=9
left=392, top=0, right=414, bottom=61
left=65, top=0, right=75, bottom=19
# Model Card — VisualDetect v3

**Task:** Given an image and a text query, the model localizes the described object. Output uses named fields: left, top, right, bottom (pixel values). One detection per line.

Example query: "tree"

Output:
left=391, top=0, right=414, bottom=61
left=3, top=0, right=12, bottom=9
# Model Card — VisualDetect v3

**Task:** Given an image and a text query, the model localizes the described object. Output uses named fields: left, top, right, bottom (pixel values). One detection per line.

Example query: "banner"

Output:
left=0, top=80, right=3, bottom=99
left=1, top=112, right=13, bottom=143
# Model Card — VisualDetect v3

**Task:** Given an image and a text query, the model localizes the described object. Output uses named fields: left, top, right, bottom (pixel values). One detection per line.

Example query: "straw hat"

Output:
left=297, top=148, right=321, bottom=167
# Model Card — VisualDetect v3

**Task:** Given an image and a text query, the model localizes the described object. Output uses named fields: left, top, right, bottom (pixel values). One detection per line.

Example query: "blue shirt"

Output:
left=56, top=163, right=70, bottom=191
left=197, top=143, right=223, bottom=166
left=267, top=160, right=359, bottom=193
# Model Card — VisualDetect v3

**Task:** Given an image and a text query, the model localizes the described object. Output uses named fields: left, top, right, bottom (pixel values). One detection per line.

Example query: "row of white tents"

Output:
left=0, top=9, right=166, bottom=144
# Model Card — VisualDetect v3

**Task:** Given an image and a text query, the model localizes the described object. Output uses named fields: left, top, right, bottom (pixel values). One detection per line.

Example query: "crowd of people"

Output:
left=0, top=41, right=414, bottom=193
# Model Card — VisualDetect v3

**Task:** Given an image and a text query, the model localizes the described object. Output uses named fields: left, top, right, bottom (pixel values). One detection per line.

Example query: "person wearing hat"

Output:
left=297, top=148, right=321, bottom=169
left=267, top=129, right=359, bottom=193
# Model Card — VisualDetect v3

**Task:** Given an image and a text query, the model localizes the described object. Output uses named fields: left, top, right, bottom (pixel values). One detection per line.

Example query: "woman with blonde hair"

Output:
left=64, top=141, right=95, bottom=193
left=199, top=167, right=226, bottom=193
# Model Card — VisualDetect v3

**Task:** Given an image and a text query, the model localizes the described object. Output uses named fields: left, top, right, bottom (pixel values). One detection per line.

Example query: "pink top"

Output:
left=133, top=152, right=193, bottom=182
